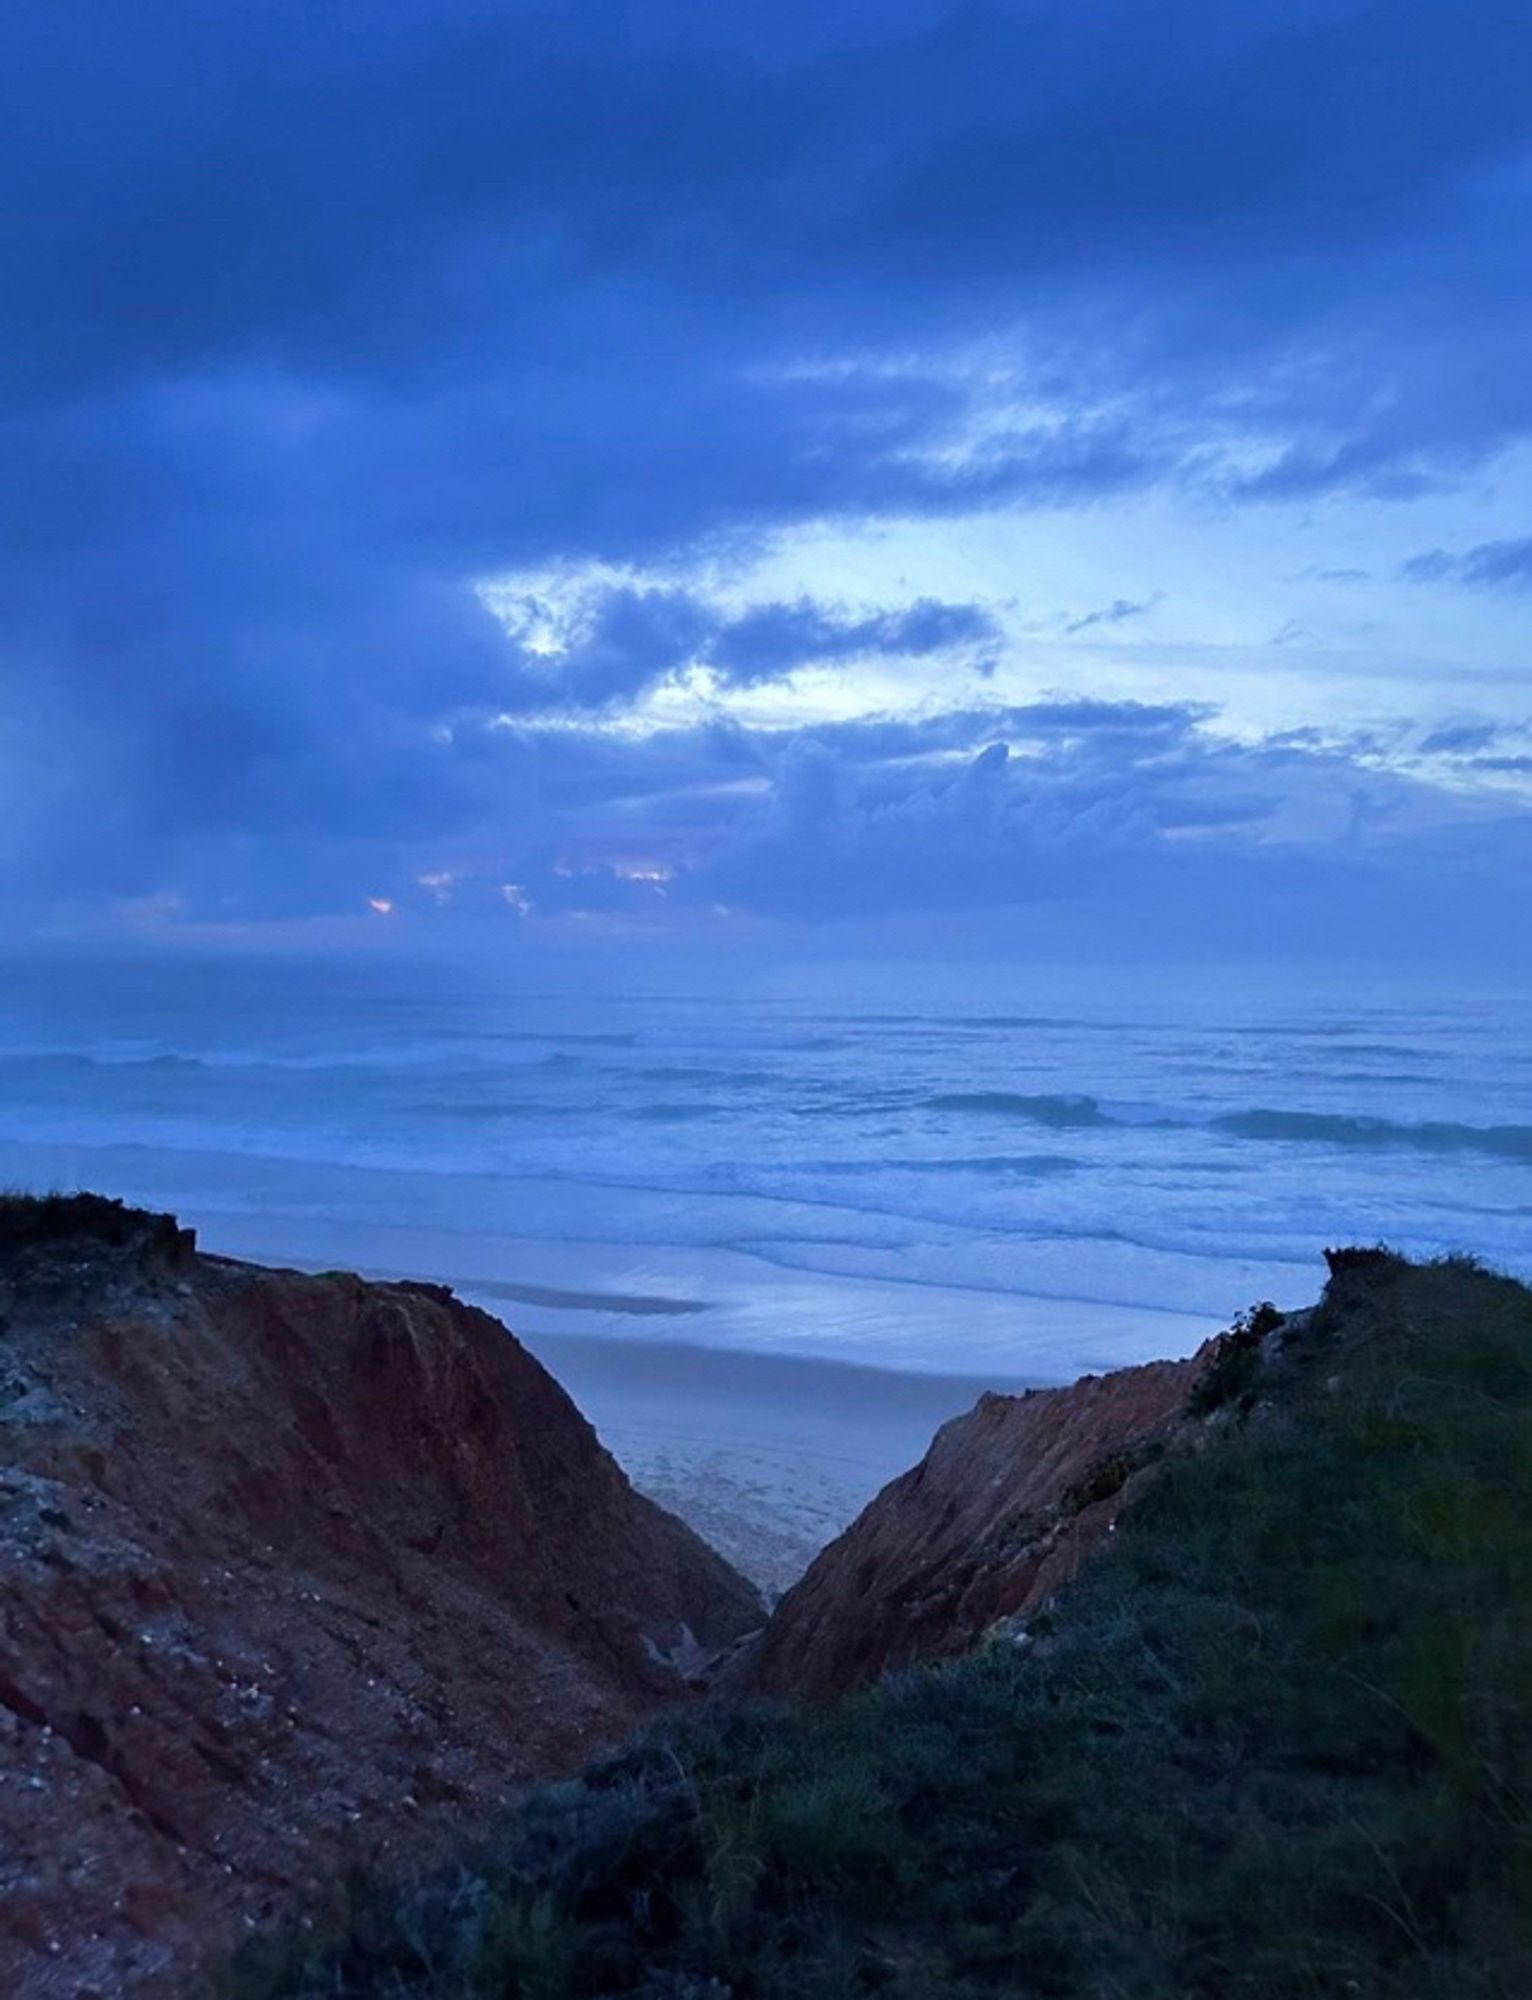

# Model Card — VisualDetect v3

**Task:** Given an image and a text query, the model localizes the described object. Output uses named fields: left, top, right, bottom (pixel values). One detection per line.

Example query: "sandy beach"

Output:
left=521, top=1329, right=1028, bottom=1594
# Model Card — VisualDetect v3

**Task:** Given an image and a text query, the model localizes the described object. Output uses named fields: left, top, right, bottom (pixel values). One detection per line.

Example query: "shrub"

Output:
left=1186, top=1299, right=1283, bottom=1417
left=0, top=1190, right=194, bottom=1262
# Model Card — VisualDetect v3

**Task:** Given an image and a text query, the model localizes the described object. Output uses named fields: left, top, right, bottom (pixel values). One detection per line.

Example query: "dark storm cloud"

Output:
left=432, top=700, right=1522, bottom=974
left=2, top=0, right=1531, bottom=932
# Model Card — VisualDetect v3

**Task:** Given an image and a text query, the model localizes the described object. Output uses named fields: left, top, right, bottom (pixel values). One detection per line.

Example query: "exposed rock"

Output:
left=0, top=1197, right=760, bottom=1998
left=753, top=1318, right=1274, bottom=1698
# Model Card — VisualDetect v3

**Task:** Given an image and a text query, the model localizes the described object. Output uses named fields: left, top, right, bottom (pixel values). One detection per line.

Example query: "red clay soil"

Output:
left=753, top=1337, right=1235, bottom=1699
left=0, top=1200, right=760, bottom=1998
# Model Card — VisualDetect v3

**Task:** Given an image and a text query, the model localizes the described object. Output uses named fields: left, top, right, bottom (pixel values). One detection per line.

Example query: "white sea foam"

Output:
left=0, top=957, right=1526, bottom=1379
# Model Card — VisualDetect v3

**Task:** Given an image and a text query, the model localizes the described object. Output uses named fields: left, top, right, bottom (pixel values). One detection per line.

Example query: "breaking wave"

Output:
left=923, top=1090, right=1532, bottom=1162
left=1212, top=1109, right=1532, bottom=1162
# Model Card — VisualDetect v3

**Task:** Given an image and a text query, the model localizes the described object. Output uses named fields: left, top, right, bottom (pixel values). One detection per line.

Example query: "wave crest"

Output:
left=1215, top=1109, right=1532, bottom=1162
left=922, top=1092, right=1106, bottom=1128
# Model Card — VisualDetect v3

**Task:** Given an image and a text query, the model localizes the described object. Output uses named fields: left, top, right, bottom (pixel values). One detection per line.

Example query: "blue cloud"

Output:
left=707, top=597, right=999, bottom=686
left=488, top=586, right=1000, bottom=711
left=1063, top=596, right=1159, bottom=635
left=1420, top=722, right=1506, bottom=755
left=0, top=0, right=1529, bottom=947
left=239, top=699, right=1518, bottom=970
left=1403, top=538, right=1532, bottom=590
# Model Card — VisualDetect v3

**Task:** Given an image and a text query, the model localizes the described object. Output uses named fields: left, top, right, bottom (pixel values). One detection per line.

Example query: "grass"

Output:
left=235, top=1251, right=1532, bottom=1999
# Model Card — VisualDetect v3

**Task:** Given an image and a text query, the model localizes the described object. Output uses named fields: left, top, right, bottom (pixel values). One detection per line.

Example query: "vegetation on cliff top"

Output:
left=0, top=1190, right=184, bottom=1251
left=242, top=1251, right=1532, bottom=1999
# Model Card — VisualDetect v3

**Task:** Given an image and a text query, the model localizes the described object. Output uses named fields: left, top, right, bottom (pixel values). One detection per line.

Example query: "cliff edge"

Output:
left=0, top=1196, right=760, bottom=1998
left=753, top=1311, right=1273, bottom=1696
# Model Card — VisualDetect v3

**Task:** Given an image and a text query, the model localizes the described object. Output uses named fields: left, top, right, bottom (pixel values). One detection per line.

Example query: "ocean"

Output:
left=1, top=952, right=1527, bottom=1384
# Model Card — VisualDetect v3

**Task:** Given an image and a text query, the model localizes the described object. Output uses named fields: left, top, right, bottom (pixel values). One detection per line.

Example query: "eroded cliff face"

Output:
left=0, top=1198, right=761, bottom=1998
left=753, top=1329, right=1255, bottom=1699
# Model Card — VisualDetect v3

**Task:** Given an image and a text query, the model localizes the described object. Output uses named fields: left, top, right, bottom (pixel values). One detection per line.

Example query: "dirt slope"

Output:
left=752, top=1326, right=1258, bottom=1697
left=0, top=1197, right=760, bottom=1997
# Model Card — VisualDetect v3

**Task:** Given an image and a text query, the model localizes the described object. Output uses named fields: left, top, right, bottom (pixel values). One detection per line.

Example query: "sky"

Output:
left=4, top=0, right=1531, bottom=969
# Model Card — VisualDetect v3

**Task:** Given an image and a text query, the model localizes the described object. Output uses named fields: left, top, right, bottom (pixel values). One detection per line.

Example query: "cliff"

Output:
left=752, top=1313, right=1271, bottom=1696
left=0, top=1196, right=760, bottom=1998
left=241, top=1248, right=1532, bottom=1998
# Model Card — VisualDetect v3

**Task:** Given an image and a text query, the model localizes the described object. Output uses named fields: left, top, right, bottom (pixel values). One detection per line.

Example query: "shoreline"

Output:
left=29, top=1165, right=1223, bottom=1378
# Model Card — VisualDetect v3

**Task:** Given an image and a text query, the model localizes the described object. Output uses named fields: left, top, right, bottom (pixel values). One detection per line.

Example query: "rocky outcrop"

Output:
left=753, top=1317, right=1274, bottom=1698
left=0, top=1197, right=760, bottom=1998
